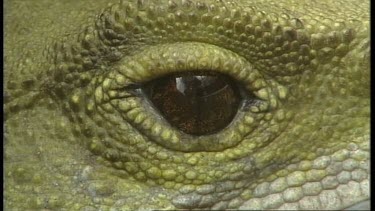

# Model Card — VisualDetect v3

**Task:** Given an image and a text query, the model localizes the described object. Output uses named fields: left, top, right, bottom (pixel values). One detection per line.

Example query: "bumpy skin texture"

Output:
left=4, top=0, right=369, bottom=210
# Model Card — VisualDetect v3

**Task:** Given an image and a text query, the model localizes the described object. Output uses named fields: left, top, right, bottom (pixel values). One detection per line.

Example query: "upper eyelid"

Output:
left=104, top=42, right=279, bottom=103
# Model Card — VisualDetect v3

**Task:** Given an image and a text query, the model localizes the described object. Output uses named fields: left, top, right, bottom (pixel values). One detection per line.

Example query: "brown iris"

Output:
left=143, top=72, right=242, bottom=135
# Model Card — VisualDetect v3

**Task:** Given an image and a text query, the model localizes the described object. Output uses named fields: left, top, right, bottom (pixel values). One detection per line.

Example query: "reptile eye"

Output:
left=143, top=72, right=241, bottom=136
left=106, top=43, right=277, bottom=152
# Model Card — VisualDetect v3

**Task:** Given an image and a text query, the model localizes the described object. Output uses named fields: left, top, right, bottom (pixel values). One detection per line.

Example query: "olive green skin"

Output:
left=4, top=0, right=369, bottom=210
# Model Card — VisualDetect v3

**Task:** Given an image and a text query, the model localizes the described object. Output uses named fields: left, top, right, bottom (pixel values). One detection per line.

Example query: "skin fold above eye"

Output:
left=4, top=0, right=369, bottom=210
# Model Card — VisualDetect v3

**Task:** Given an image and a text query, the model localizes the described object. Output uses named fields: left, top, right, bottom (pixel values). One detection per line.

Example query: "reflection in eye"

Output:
left=143, top=72, right=242, bottom=136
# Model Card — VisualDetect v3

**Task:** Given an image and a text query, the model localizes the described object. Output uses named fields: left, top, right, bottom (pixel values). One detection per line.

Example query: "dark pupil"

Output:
left=144, top=72, right=241, bottom=135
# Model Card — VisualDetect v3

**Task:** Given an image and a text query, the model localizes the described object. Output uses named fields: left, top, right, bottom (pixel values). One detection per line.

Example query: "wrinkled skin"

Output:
left=4, top=0, right=370, bottom=210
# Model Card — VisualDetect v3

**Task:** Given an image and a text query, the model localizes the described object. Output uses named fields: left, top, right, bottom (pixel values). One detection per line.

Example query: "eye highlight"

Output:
left=143, top=72, right=242, bottom=136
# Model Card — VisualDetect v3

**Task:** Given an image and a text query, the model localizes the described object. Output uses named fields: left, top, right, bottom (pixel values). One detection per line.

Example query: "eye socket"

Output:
left=142, top=71, right=242, bottom=136
left=98, top=42, right=282, bottom=152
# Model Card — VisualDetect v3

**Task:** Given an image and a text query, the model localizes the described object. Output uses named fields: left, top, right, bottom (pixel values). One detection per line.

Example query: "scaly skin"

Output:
left=5, top=0, right=369, bottom=210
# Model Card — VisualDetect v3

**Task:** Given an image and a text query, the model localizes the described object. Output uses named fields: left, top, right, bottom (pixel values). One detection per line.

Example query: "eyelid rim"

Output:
left=96, top=42, right=281, bottom=152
